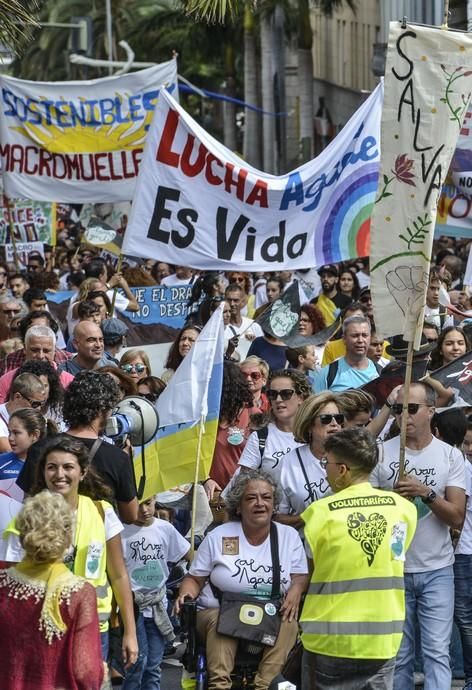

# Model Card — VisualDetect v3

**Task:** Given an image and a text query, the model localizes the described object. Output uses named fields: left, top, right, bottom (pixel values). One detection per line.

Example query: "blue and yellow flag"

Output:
left=133, top=306, right=224, bottom=498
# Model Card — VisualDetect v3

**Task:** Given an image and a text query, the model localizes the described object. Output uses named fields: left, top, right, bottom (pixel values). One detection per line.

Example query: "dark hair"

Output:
left=28, top=254, right=45, bottom=267
left=429, top=326, right=471, bottom=370
left=164, top=325, right=201, bottom=371
left=19, top=311, right=59, bottom=341
left=285, top=345, right=310, bottom=368
left=84, top=259, right=106, bottom=280
left=97, top=366, right=137, bottom=397
left=188, top=273, right=222, bottom=307
left=9, top=273, right=29, bottom=285
left=324, top=427, right=378, bottom=474
left=22, top=288, right=46, bottom=307
left=32, top=435, right=112, bottom=500
left=87, top=290, right=112, bottom=315
left=63, top=371, right=121, bottom=427
left=67, top=270, right=86, bottom=289
left=266, top=276, right=284, bottom=294
left=432, top=408, right=467, bottom=447
left=13, top=359, right=64, bottom=415
left=77, top=300, right=101, bottom=320
left=137, top=375, right=167, bottom=402
left=190, top=296, right=224, bottom=327
left=9, top=408, right=47, bottom=440
left=300, top=303, right=326, bottom=334
left=338, top=269, right=360, bottom=300
left=220, top=361, right=254, bottom=425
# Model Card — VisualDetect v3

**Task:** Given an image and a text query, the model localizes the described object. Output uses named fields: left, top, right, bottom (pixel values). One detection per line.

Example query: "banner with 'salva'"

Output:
left=122, top=85, right=383, bottom=271
left=0, top=60, right=178, bottom=203
left=370, top=23, right=472, bottom=343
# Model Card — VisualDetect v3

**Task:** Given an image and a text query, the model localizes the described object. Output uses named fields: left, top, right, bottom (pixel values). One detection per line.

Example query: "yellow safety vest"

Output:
left=5, top=494, right=112, bottom=632
left=300, top=482, right=417, bottom=660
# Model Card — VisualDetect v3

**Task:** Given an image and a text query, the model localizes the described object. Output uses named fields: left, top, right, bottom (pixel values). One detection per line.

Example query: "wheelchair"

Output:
left=180, top=600, right=266, bottom=689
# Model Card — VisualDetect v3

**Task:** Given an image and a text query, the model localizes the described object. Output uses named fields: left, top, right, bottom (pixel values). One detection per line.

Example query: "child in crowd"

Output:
left=120, top=497, right=190, bottom=690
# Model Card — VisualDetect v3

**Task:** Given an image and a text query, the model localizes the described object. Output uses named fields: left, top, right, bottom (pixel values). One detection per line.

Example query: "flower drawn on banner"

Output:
left=398, top=213, right=432, bottom=250
left=440, top=65, right=472, bottom=128
left=375, top=153, right=416, bottom=203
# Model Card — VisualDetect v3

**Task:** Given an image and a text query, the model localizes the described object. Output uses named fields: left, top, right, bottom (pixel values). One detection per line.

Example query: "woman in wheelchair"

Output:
left=175, top=469, right=309, bottom=689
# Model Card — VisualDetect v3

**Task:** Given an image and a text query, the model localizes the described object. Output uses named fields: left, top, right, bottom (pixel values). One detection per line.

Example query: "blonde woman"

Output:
left=0, top=491, right=104, bottom=690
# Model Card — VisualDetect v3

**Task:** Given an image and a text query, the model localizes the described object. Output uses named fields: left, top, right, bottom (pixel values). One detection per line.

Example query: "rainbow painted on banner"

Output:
left=315, top=162, right=379, bottom=263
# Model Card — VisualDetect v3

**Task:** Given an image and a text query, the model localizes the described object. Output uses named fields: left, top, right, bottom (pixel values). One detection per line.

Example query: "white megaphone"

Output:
left=105, top=395, right=159, bottom=445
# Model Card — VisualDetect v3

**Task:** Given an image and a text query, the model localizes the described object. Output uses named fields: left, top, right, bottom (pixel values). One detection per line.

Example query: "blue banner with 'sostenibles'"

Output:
left=46, top=285, right=192, bottom=345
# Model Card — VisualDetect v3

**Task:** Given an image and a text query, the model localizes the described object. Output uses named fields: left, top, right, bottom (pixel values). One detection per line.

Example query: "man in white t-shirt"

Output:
left=224, top=284, right=263, bottom=360
left=160, top=266, right=197, bottom=287
left=371, top=382, right=466, bottom=690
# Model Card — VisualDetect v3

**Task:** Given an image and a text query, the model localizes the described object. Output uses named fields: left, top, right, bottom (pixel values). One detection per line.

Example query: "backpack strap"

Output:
left=256, top=426, right=269, bottom=468
left=296, top=448, right=315, bottom=504
left=326, top=359, right=339, bottom=389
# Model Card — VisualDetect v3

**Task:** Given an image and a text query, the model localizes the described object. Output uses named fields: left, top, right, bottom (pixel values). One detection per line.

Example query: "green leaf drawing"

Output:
left=398, top=214, right=432, bottom=250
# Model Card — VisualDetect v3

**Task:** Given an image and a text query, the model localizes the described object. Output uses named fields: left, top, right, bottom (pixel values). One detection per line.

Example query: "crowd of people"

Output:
left=0, top=233, right=470, bottom=690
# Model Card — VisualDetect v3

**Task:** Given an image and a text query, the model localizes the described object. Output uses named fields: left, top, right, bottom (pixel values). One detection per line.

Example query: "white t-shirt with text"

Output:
left=278, top=444, right=331, bottom=516
left=238, top=423, right=303, bottom=481
left=190, top=520, right=307, bottom=609
left=371, top=435, right=466, bottom=572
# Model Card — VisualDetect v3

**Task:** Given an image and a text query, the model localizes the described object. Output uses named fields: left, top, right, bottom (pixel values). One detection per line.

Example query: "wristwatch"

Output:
left=421, top=489, right=437, bottom=505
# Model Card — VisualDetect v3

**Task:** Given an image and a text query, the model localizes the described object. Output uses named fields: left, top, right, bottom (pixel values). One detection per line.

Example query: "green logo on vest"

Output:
left=346, top=512, right=387, bottom=566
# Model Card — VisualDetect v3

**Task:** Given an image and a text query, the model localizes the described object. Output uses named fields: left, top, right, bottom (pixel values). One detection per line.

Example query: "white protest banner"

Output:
left=5, top=241, right=44, bottom=269
left=0, top=60, right=177, bottom=203
left=122, top=85, right=383, bottom=271
left=370, top=22, right=472, bottom=343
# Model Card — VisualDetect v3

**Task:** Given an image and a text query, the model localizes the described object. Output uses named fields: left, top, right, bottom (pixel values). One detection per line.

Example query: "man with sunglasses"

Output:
left=0, top=297, right=25, bottom=332
left=0, top=373, right=47, bottom=453
left=313, top=315, right=379, bottom=393
left=371, top=382, right=466, bottom=690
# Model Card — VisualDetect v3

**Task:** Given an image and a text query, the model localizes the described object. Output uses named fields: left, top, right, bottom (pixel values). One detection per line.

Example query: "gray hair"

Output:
left=25, top=325, right=56, bottom=347
left=225, top=469, right=282, bottom=521
left=342, top=314, right=371, bottom=335
left=10, top=372, right=46, bottom=400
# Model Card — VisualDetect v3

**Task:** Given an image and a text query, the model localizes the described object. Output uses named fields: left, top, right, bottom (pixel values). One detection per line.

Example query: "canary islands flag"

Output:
left=133, top=305, right=224, bottom=498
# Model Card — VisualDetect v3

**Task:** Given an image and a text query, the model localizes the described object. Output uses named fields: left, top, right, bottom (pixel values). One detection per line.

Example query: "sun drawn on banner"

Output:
left=9, top=92, right=153, bottom=154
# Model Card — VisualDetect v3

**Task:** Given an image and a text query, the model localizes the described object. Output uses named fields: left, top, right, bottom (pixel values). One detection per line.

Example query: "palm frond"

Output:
left=0, top=0, right=45, bottom=56
left=184, top=0, right=242, bottom=23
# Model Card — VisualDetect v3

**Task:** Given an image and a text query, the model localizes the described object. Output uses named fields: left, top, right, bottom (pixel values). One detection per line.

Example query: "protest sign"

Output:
left=428, top=351, right=472, bottom=405
left=255, top=281, right=300, bottom=339
left=0, top=60, right=178, bottom=202
left=6, top=241, right=44, bottom=269
left=0, top=190, right=56, bottom=245
left=370, top=23, right=472, bottom=343
left=123, top=84, right=383, bottom=270
left=46, top=285, right=192, bottom=345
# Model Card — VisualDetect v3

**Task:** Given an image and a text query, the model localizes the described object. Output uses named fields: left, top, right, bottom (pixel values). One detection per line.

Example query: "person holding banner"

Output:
left=371, top=382, right=466, bottom=690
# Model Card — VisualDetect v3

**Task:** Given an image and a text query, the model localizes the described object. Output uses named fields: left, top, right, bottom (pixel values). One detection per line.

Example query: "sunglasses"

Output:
left=316, top=413, right=345, bottom=425
left=359, top=296, right=372, bottom=304
left=0, top=272, right=6, bottom=277
left=141, top=392, right=157, bottom=403
left=3, top=308, right=21, bottom=315
left=391, top=403, right=431, bottom=416
left=242, top=371, right=262, bottom=381
left=121, top=363, right=146, bottom=374
left=24, top=397, right=44, bottom=409
left=320, top=457, right=350, bottom=470
left=266, top=388, right=296, bottom=402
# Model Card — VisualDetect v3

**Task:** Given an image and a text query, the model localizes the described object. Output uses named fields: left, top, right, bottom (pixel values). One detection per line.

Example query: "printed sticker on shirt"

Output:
left=85, top=541, right=104, bottom=578
left=227, top=427, right=245, bottom=446
left=222, top=536, right=239, bottom=555
left=390, top=521, right=407, bottom=561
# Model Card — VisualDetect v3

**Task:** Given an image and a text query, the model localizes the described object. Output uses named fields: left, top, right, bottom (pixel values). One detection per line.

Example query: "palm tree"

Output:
left=0, top=0, right=43, bottom=59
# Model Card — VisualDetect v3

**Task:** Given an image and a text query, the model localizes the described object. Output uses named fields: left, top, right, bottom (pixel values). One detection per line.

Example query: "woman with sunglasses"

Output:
left=0, top=408, right=49, bottom=503
left=98, top=365, right=137, bottom=399
left=120, top=349, right=152, bottom=383
left=239, top=356, right=270, bottom=412
left=161, top=325, right=201, bottom=383
left=238, top=369, right=312, bottom=480
left=277, top=392, right=343, bottom=530
left=137, top=375, right=166, bottom=404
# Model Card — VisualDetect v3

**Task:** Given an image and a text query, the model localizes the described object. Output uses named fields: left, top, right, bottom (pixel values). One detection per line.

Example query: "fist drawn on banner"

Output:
left=385, top=266, right=428, bottom=320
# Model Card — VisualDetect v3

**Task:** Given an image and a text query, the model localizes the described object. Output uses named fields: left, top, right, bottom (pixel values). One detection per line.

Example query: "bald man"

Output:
left=58, top=321, right=114, bottom=375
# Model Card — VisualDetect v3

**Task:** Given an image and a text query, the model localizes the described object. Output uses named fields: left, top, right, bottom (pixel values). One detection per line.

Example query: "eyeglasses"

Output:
left=0, top=272, right=6, bottom=277
left=266, top=388, right=296, bottom=402
left=121, top=363, right=146, bottom=374
left=391, top=403, right=432, bottom=416
left=425, top=337, right=438, bottom=344
left=320, top=456, right=350, bottom=470
left=141, top=393, right=157, bottom=403
left=316, top=413, right=345, bottom=425
left=242, top=371, right=262, bottom=381
left=22, top=396, right=44, bottom=409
